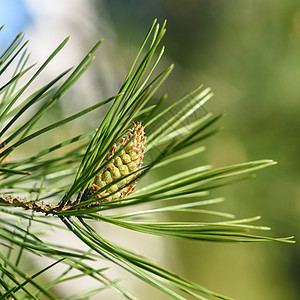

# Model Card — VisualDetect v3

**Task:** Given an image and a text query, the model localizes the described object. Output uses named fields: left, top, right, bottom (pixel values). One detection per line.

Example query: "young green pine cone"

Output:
left=91, top=122, right=146, bottom=202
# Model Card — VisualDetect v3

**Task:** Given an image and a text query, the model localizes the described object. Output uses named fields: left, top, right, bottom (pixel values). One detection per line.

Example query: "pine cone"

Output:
left=91, top=122, right=146, bottom=202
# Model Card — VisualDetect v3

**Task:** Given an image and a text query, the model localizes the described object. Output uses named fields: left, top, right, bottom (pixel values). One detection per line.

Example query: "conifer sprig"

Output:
left=0, top=20, right=294, bottom=300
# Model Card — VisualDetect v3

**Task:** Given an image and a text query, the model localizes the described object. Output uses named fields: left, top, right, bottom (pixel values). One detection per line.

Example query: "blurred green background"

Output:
left=1, top=0, right=299, bottom=299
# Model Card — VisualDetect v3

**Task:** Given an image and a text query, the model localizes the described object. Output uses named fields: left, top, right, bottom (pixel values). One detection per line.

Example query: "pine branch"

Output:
left=0, top=20, right=294, bottom=300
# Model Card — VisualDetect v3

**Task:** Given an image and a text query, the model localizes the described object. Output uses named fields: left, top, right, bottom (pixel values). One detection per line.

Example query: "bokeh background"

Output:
left=0, top=0, right=299, bottom=299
